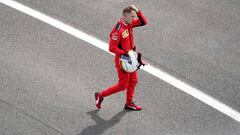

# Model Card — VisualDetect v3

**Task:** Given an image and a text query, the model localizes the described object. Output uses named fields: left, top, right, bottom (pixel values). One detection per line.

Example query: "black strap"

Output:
left=137, top=52, right=145, bottom=70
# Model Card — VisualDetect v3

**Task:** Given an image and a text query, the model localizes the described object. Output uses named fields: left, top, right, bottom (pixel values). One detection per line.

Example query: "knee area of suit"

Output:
left=119, top=83, right=128, bottom=90
left=129, top=79, right=138, bottom=85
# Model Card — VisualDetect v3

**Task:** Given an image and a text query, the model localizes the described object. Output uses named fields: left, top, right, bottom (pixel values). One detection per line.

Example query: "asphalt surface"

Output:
left=0, top=0, right=240, bottom=135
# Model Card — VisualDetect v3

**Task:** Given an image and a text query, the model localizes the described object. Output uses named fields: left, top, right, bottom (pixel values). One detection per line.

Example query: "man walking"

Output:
left=95, top=5, right=147, bottom=111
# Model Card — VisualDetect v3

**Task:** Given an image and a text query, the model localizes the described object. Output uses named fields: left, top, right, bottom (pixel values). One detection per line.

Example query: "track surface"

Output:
left=0, top=0, right=240, bottom=135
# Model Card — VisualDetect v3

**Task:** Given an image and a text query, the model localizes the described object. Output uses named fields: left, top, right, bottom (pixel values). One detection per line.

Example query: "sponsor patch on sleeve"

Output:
left=111, top=32, right=119, bottom=41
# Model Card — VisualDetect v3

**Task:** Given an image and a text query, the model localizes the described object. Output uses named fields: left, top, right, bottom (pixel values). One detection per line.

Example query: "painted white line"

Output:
left=1, top=0, right=240, bottom=123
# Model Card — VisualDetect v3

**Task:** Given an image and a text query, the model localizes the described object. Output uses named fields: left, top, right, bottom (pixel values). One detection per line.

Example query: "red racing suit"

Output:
left=100, top=10, right=147, bottom=104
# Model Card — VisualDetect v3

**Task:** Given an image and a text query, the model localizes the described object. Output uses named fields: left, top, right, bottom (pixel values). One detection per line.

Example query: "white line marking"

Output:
left=1, top=0, right=240, bottom=123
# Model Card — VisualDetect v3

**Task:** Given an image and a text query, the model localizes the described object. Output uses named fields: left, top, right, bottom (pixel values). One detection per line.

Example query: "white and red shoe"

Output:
left=95, top=92, right=104, bottom=110
left=125, top=102, right=142, bottom=111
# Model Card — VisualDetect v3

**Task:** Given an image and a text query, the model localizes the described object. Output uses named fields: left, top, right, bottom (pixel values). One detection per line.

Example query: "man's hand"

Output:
left=130, top=5, right=139, bottom=13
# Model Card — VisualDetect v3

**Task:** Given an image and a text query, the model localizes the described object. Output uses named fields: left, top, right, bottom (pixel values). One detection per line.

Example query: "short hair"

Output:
left=122, top=6, right=135, bottom=15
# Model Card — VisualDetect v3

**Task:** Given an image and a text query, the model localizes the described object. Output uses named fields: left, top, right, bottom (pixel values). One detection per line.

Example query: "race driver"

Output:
left=95, top=5, right=147, bottom=111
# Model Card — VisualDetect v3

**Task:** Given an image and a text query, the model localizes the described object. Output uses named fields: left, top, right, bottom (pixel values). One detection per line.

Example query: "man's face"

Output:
left=124, top=10, right=137, bottom=24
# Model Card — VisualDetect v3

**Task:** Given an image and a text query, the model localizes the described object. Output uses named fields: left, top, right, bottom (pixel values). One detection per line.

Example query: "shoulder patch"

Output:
left=115, top=23, right=121, bottom=30
left=111, top=32, right=119, bottom=41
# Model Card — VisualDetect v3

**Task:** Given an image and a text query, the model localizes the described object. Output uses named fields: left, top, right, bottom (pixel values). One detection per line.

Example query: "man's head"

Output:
left=122, top=6, right=137, bottom=25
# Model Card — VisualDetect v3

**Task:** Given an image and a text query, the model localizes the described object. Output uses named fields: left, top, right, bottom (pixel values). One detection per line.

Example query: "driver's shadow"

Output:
left=78, top=109, right=130, bottom=135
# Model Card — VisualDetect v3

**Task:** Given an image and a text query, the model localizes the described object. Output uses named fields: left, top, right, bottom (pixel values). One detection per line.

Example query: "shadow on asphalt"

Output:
left=78, top=109, right=130, bottom=135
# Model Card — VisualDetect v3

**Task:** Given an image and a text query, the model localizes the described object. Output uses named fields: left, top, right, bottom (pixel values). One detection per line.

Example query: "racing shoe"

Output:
left=95, top=92, right=104, bottom=110
left=124, top=102, right=142, bottom=111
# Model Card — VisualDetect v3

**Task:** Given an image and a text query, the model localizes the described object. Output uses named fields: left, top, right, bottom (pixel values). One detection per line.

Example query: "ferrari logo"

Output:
left=122, top=30, right=129, bottom=38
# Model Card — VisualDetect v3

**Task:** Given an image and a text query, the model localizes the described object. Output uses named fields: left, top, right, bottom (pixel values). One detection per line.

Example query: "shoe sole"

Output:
left=124, top=106, right=142, bottom=111
left=95, top=93, right=101, bottom=109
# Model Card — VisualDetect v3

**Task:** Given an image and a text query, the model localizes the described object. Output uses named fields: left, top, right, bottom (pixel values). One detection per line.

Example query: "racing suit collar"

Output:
left=120, top=19, right=128, bottom=26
